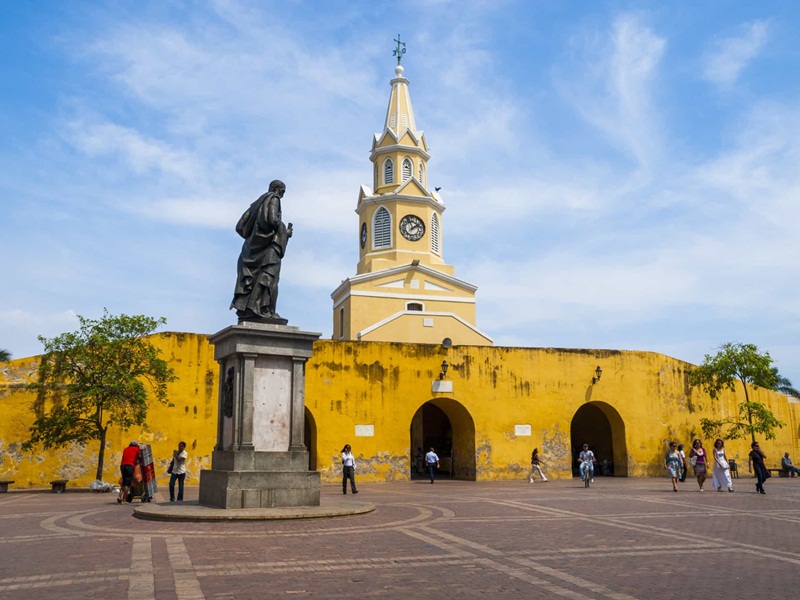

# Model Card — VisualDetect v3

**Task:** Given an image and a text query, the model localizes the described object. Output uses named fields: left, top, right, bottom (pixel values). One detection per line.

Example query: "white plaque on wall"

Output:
left=355, top=424, right=374, bottom=437
left=515, top=424, right=532, bottom=437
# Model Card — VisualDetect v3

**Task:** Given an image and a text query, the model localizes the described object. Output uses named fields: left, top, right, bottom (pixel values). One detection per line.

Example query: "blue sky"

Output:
left=2, top=1, right=799, bottom=385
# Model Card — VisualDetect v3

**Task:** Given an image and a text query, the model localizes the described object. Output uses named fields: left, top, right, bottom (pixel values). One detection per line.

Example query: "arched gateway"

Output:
left=410, top=399, right=476, bottom=480
left=570, top=401, right=628, bottom=476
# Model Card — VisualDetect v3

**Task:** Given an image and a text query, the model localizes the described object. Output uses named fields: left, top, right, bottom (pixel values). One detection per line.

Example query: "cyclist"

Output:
left=579, top=444, right=596, bottom=483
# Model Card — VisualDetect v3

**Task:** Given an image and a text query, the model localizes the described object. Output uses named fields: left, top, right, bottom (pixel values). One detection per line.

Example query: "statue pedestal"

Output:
left=199, top=322, right=321, bottom=509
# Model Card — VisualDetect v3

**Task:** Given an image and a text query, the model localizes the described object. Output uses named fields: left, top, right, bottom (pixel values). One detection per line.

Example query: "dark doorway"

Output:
left=570, top=401, right=628, bottom=476
left=304, top=408, right=317, bottom=471
left=410, top=399, right=476, bottom=480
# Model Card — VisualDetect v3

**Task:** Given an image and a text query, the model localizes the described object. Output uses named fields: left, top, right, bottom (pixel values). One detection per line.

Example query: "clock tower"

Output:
left=331, top=41, right=492, bottom=346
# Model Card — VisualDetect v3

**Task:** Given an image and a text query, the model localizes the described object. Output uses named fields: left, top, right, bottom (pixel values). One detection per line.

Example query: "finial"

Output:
left=392, top=34, right=406, bottom=66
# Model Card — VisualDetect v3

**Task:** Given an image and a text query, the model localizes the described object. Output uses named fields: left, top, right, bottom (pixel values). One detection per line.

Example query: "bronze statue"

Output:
left=230, top=180, right=292, bottom=323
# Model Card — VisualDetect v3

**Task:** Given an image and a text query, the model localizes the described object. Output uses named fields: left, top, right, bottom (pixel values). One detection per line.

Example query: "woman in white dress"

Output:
left=712, top=438, right=733, bottom=492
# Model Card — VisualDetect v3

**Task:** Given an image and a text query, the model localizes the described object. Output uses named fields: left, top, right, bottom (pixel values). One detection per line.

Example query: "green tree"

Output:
left=23, top=311, right=175, bottom=480
left=689, top=342, right=785, bottom=443
left=0, top=348, right=10, bottom=362
left=771, top=367, right=800, bottom=399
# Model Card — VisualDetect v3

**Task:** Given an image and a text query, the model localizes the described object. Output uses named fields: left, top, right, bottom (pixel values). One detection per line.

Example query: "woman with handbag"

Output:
left=665, top=441, right=683, bottom=492
left=689, top=438, right=708, bottom=492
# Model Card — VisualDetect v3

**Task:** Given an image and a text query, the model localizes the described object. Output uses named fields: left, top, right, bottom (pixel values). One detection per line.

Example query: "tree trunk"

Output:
left=96, top=426, right=107, bottom=481
left=742, top=379, right=755, bottom=444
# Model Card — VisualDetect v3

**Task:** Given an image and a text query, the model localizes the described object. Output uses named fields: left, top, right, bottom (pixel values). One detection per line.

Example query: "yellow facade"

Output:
left=2, top=333, right=798, bottom=488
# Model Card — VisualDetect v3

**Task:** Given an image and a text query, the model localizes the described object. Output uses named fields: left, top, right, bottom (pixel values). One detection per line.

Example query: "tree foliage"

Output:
left=0, top=348, right=10, bottom=362
left=771, top=367, right=800, bottom=399
left=688, top=342, right=785, bottom=443
left=23, top=310, right=175, bottom=480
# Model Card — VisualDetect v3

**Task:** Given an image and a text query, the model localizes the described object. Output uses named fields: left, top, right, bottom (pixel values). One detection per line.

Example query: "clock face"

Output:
left=360, top=223, right=367, bottom=248
left=399, top=214, right=425, bottom=241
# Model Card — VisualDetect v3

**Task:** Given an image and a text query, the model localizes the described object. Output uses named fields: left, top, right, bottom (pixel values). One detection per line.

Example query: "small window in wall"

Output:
left=430, top=213, right=440, bottom=254
left=373, top=207, right=392, bottom=249
left=339, top=307, right=344, bottom=339
left=406, top=302, right=424, bottom=311
left=374, top=163, right=378, bottom=189
left=383, top=158, right=394, bottom=185
left=402, top=158, right=413, bottom=183
left=419, top=162, right=424, bottom=186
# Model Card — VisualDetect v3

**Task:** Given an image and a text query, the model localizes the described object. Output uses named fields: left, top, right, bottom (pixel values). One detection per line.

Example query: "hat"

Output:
left=130, top=440, right=139, bottom=446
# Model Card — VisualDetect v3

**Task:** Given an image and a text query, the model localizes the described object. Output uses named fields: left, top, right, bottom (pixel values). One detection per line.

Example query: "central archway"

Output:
left=410, top=399, right=476, bottom=480
left=570, top=401, right=628, bottom=476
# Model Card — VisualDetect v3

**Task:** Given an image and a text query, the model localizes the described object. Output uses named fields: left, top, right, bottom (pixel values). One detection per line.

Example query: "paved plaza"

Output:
left=1, top=476, right=800, bottom=599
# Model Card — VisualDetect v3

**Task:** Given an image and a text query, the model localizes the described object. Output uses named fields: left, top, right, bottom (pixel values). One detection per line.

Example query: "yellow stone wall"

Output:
left=1, top=333, right=798, bottom=488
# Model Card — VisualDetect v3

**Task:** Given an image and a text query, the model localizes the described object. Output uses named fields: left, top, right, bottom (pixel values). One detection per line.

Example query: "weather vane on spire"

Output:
left=393, top=34, right=406, bottom=65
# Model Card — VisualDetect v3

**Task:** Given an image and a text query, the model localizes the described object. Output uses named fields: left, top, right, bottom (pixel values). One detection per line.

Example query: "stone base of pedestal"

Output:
left=199, top=468, right=320, bottom=509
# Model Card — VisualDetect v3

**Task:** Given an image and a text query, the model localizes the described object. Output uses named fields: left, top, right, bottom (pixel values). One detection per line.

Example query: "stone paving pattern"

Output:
left=1, top=476, right=799, bottom=599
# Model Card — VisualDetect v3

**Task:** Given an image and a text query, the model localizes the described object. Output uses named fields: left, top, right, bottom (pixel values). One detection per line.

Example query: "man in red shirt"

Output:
left=117, top=441, right=140, bottom=504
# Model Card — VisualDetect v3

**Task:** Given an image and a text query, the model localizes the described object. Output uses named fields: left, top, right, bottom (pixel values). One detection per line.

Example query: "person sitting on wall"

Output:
left=782, top=453, right=800, bottom=478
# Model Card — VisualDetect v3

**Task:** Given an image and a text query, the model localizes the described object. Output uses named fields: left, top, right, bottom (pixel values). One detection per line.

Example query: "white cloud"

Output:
left=703, top=20, right=770, bottom=88
left=65, top=120, right=201, bottom=180
left=556, top=14, right=666, bottom=170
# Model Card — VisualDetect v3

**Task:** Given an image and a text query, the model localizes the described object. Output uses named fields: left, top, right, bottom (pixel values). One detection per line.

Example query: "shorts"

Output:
left=120, top=464, right=134, bottom=487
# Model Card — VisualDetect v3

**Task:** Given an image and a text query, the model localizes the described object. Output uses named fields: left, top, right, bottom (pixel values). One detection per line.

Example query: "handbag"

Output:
left=167, top=460, right=174, bottom=475
left=689, top=456, right=698, bottom=466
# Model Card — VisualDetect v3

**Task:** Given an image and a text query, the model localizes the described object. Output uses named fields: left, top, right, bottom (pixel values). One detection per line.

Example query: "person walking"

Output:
left=425, top=447, right=440, bottom=484
left=665, top=441, right=682, bottom=492
left=711, top=438, right=733, bottom=492
left=169, top=441, right=188, bottom=502
left=689, top=439, right=708, bottom=492
left=528, top=448, right=548, bottom=483
left=677, top=443, right=687, bottom=483
left=117, top=441, right=140, bottom=504
left=748, top=441, right=769, bottom=494
left=341, top=444, right=358, bottom=494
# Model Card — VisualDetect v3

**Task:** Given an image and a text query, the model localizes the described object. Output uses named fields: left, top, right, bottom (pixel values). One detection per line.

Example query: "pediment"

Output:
left=394, top=178, right=429, bottom=198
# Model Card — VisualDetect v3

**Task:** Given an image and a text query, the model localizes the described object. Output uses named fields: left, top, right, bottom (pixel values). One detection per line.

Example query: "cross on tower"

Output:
left=393, top=34, right=406, bottom=65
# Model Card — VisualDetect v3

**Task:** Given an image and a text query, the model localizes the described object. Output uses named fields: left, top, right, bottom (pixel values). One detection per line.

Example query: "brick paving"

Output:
left=1, top=476, right=799, bottom=599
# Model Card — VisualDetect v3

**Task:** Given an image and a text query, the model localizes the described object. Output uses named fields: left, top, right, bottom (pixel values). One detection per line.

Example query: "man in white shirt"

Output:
left=579, top=444, right=595, bottom=483
left=169, top=441, right=188, bottom=502
left=782, top=452, right=800, bottom=477
left=425, top=448, right=440, bottom=484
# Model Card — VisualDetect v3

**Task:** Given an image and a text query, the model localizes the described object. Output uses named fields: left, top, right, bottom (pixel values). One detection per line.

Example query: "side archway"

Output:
left=304, top=407, right=317, bottom=471
left=570, top=401, right=628, bottom=476
left=410, top=398, right=476, bottom=481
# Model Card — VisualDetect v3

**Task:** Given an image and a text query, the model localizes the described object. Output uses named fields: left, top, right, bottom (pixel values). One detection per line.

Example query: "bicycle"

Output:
left=581, top=460, right=594, bottom=488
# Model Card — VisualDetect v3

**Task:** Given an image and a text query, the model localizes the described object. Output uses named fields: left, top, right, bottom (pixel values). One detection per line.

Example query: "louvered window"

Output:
left=383, top=158, right=394, bottom=184
left=339, top=308, right=345, bottom=339
left=373, top=207, right=392, bottom=249
left=402, top=158, right=413, bottom=183
left=419, top=162, right=424, bottom=186
left=401, top=114, right=408, bottom=128
left=430, top=213, right=440, bottom=254
left=389, top=115, right=396, bottom=128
